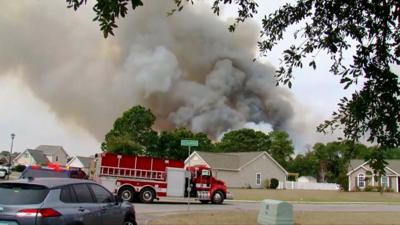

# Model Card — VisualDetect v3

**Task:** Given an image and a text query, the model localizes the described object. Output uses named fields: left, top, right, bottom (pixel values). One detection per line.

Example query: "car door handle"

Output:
left=78, top=207, right=86, bottom=212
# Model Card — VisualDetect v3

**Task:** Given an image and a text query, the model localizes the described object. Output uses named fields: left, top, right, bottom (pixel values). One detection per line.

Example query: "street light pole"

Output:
left=9, top=133, right=15, bottom=178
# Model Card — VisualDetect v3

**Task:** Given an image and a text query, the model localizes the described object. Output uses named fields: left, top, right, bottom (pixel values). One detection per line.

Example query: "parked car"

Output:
left=0, top=177, right=136, bottom=225
left=0, top=165, right=11, bottom=179
left=20, top=166, right=88, bottom=179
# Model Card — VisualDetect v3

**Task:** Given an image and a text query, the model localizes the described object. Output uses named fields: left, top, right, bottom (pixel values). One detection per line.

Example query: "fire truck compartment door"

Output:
left=166, top=167, right=186, bottom=197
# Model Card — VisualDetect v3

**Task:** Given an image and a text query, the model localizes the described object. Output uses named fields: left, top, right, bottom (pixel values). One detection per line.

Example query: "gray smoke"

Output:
left=0, top=0, right=310, bottom=147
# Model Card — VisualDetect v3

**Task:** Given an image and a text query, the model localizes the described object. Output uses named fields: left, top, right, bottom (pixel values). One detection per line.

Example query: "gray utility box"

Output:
left=257, top=199, right=293, bottom=225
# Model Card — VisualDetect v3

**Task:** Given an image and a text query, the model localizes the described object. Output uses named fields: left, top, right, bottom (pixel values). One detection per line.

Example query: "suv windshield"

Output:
left=0, top=183, right=49, bottom=205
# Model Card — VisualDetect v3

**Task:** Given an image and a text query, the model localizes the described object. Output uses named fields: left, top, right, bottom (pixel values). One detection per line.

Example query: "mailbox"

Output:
left=257, top=199, right=293, bottom=225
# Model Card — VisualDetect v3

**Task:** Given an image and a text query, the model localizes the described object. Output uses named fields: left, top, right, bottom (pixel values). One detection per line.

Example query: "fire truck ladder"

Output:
left=100, top=166, right=166, bottom=181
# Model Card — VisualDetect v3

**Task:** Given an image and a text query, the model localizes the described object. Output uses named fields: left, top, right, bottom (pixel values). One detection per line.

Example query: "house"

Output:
left=0, top=152, right=20, bottom=165
left=297, top=176, right=317, bottom=183
left=66, top=156, right=94, bottom=174
left=185, top=151, right=288, bottom=189
left=347, top=159, right=400, bottom=192
left=35, top=145, right=69, bottom=165
left=13, top=145, right=69, bottom=166
left=13, top=149, right=50, bottom=166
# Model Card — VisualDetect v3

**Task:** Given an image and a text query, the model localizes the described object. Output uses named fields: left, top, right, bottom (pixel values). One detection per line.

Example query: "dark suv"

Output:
left=0, top=178, right=136, bottom=225
left=20, top=166, right=88, bottom=179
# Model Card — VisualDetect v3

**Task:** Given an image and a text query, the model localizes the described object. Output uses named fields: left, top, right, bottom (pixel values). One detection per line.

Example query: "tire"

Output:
left=139, top=187, right=155, bottom=203
left=200, top=200, right=209, bottom=204
left=118, top=186, right=135, bottom=202
left=123, top=213, right=137, bottom=225
left=211, top=191, right=224, bottom=204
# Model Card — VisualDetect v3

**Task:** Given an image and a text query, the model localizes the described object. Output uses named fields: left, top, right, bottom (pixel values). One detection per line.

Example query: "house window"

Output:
left=381, top=176, right=389, bottom=188
left=56, top=156, right=59, bottom=162
left=358, top=174, right=365, bottom=188
left=256, top=173, right=261, bottom=185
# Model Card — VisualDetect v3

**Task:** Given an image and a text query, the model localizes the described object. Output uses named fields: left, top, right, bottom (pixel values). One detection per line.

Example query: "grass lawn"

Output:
left=148, top=211, right=400, bottom=225
left=230, top=188, right=400, bottom=203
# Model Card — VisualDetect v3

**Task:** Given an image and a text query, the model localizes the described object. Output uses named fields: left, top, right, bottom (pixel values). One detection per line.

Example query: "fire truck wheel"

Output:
left=118, top=187, right=135, bottom=202
left=139, top=188, right=155, bottom=203
left=211, top=191, right=224, bottom=204
left=200, top=200, right=210, bottom=204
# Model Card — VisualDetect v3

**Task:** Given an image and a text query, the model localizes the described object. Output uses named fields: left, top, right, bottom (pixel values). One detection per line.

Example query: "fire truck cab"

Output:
left=92, top=153, right=231, bottom=204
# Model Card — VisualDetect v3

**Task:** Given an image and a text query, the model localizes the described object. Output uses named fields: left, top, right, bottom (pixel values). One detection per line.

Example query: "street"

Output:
left=135, top=200, right=400, bottom=225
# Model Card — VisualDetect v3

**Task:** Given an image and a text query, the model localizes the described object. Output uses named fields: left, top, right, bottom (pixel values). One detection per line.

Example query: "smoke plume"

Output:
left=0, top=0, right=324, bottom=151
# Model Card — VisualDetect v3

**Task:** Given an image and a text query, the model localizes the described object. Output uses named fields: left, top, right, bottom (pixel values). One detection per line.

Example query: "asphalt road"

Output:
left=135, top=200, right=400, bottom=225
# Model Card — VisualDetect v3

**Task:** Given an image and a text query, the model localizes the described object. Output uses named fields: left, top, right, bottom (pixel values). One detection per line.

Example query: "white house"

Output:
left=13, top=149, right=50, bottom=166
left=298, top=176, right=317, bottom=183
left=14, top=145, right=69, bottom=166
left=67, top=156, right=94, bottom=174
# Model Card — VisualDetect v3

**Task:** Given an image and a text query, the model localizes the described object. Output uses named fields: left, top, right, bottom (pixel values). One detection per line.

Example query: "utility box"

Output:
left=257, top=199, right=293, bottom=225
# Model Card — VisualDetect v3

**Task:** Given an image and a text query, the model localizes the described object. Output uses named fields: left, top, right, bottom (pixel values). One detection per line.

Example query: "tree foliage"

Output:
left=152, top=128, right=215, bottom=160
left=269, top=131, right=294, bottom=169
left=102, top=105, right=158, bottom=155
left=216, top=128, right=270, bottom=153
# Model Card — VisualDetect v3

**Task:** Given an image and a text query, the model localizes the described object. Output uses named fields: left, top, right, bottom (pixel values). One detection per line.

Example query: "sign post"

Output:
left=180, top=139, right=198, bottom=213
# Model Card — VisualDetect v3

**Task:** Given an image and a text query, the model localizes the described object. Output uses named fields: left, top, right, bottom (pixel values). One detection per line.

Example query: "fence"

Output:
left=285, top=181, right=340, bottom=190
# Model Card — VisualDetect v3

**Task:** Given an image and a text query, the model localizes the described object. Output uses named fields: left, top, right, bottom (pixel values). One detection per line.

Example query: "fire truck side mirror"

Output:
left=201, top=170, right=210, bottom=177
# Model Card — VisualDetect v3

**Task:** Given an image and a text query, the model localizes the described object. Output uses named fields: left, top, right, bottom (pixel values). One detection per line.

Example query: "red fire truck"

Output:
left=92, top=153, right=231, bottom=204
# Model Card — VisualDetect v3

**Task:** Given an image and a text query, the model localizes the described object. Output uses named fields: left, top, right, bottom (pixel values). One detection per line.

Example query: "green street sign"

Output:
left=181, top=139, right=198, bottom=147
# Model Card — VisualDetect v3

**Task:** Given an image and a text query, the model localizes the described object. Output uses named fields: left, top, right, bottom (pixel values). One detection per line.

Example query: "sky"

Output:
left=0, top=0, right=362, bottom=157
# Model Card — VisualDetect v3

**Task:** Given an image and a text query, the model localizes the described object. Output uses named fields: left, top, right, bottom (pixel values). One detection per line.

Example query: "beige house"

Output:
left=185, top=151, right=288, bottom=189
left=347, top=159, right=400, bottom=192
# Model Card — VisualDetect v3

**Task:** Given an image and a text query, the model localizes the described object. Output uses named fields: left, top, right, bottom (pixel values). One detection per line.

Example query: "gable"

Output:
left=239, top=152, right=288, bottom=175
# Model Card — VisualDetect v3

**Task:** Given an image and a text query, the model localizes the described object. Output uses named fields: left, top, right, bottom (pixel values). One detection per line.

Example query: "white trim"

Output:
left=256, top=173, right=261, bottom=185
left=239, top=152, right=289, bottom=175
left=397, top=177, right=399, bottom=193
left=347, top=161, right=370, bottom=176
left=184, top=152, right=211, bottom=168
left=385, top=166, right=400, bottom=176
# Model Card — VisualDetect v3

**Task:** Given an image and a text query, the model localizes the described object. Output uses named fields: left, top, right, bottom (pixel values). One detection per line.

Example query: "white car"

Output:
left=0, top=165, right=11, bottom=179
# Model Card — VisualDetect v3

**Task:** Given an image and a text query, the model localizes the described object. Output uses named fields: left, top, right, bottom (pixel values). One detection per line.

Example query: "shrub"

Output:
left=263, top=179, right=270, bottom=189
left=270, top=178, right=279, bottom=189
left=12, top=164, right=26, bottom=172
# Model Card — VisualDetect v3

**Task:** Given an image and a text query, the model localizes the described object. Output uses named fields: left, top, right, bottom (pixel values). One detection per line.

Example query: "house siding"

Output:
left=348, top=166, right=368, bottom=191
left=14, top=152, right=36, bottom=166
left=349, top=164, right=400, bottom=192
left=214, top=155, right=286, bottom=189
left=46, top=150, right=68, bottom=165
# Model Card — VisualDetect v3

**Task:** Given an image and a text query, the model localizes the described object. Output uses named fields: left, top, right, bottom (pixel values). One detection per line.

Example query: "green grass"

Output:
left=230, top=188, right=400, bottom=203
left=148, top=211, right=400, bottom=225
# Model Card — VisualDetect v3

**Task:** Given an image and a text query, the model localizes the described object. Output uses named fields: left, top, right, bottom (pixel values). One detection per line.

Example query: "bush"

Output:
left=263, top=179, right=270, bottom=189
left=270, top=178, right=279, bottom=189
left=12, top=164, right=26, bottom=172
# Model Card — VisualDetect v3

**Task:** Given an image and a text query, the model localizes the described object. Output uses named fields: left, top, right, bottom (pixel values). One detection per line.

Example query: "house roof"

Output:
left=75, top=156, right=94, bottom=168
left=26, top=149, right=50, bottom=165
left=348, top=159, right=400, bottom=175
left=192, top=151, right=288, bottom=174
left=35, top=145, right=69, bottom=157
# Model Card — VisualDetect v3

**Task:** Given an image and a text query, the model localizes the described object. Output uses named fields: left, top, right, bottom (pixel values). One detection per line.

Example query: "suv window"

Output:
left=0, top=183, right=49, bottom=205
left=71, top=184, right=95, bottom=203
left=60, top=185, right=77, bottom=203
left=89, top=184, right=114, bottom=203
